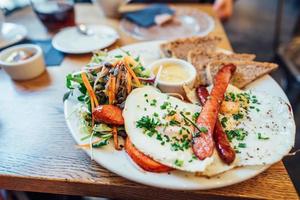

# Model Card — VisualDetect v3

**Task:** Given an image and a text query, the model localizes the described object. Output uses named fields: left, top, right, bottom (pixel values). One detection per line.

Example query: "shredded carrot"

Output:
left=90, top=96, right=95, bottom=127
left=124, top=56, right=141, bottom=87
left=112, top=126, right=120, bottom=150
left=80, top=72, right=96, bottom=126
left=126, top=71, right=132, bottom=94
left=107, top=75, right=111, bottom=104
left=126, top=56, right=138, bottom=67
left=77, top=138, right=102, bottom=148
left=81, top=72, right=99, bottom=107
left=108, top=75, right=113, bottom=105
left=111, top=76, right=116, bottom=104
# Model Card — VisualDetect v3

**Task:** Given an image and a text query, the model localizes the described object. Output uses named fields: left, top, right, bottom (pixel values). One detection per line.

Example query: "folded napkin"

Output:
left=1, top=39, right=65, bottom=67
left=123, top=4, right=175, bottom=28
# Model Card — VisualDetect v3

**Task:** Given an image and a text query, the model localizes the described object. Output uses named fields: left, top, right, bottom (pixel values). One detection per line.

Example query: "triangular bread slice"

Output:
left=160, top=36, right=222, bottom=60
left=188, top=50, right=256, bottom=86
left=207, top=61, right=278, bottom=88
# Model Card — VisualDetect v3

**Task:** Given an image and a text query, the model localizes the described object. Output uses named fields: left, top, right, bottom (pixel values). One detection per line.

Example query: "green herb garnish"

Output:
left=258, top=133, right=269, bottom=140
left=226, top=128, right=248, bottom=142
left=238, top=143, right=246, bottom=148
left=174, top=159, right=184, bottom=167
left=233, top=112, right=244, bottom=120
left=221, top=117, right=228, bottom=128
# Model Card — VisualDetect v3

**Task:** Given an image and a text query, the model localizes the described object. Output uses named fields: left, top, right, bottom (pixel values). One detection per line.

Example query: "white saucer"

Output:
left=0, top=23, right=27, bottom=49
left=52, top=25, right=119, bottom=54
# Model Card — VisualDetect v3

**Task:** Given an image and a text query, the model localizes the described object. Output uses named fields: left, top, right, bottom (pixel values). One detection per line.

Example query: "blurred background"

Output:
left=0, top=0, right=299, bottom=199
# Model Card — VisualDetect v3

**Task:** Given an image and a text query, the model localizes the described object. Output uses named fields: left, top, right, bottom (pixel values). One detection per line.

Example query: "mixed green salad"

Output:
left=64, top=50, right=152, bottom=149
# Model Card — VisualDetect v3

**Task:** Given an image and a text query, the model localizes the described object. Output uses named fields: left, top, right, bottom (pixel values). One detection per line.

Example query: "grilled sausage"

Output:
left=125, top=137, right=172, bottom=172
left=197, top=86, right=236, bottom=164
left=193, top=64, right=236, bottom=160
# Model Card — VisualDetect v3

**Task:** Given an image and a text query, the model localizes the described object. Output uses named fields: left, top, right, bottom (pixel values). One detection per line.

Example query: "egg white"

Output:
left=203, top=85, right=295, bottom=176
left=123, top=86, right=213, bottom=172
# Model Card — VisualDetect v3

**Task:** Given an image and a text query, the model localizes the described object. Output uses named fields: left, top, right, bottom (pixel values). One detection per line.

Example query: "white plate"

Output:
left=0, top=23, right=27, bottom=49
left=52, top=25, right=119, bottom=54
left=64, top=41, right=291, bottom=190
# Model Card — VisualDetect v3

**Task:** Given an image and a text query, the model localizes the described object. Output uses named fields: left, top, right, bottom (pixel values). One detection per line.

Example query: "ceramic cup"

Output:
left=93, top=0, right=126, bottom=18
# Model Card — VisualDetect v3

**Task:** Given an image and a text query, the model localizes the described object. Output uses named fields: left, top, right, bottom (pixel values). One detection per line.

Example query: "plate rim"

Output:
left=0, top=23, right=28, bottom=49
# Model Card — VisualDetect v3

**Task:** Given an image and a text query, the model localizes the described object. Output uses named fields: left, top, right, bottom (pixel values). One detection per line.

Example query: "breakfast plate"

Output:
left=64, top=40, right=294, bottom=190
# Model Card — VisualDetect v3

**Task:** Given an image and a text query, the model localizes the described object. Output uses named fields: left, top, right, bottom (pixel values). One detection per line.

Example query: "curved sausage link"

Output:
left=192, top=64, right=236, bottom=160
left=125, top=138, right=172, bottom=172
left=197, top=86, right=236, bottom=164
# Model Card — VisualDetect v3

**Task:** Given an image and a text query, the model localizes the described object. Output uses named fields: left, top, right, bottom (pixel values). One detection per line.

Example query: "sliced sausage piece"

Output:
left=193, top=64, right=236, bottom=160
left=93, top=105, right=124, bottom=125
left=125, top=137, right=172, bottom=172
left=197, top=86, right=236, bottom=164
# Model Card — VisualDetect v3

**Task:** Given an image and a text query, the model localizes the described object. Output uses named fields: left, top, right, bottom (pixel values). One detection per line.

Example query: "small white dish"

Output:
left=52, top=24, right=119, bottom=54
left=0, top=44, right=45, bottom=80
left=0, top=23, right=27, bottom=49
left=148, top=58, right=196, bottom=95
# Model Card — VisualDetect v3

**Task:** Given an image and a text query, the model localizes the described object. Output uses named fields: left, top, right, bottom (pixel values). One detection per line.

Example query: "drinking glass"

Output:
left=30, top=0, right=75, bottom=31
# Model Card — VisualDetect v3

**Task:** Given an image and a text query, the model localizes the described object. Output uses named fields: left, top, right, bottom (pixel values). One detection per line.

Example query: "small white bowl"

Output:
left=148, top=58, right=196, bottom=95
left=0, top=44, right=45, bottom=80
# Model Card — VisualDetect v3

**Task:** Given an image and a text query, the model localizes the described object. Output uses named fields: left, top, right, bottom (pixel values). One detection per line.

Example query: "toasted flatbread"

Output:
left=188, top=50, right=256, bottom=86
left=207, top=61, right=278, bottom=88
left=160, top=36, right=222, bottom=60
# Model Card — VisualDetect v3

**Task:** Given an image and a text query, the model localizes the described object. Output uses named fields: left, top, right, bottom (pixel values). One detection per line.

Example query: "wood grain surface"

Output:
left=0, top=3, right=298, bottom=200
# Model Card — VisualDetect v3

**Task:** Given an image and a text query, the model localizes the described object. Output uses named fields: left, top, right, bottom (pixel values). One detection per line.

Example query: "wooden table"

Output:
left=0, top=3, right=298, bottom=200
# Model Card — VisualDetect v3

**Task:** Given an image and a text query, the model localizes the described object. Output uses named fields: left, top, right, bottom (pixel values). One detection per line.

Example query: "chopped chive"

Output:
left=180, top=112, right=203, bottom=134
left=221, top=117, right=228, bottom=128
left=174, top=159, right=184, bottom=167
left=258, top=133, right=269, bottom=140
left=238, top=143, right=246, bottom=148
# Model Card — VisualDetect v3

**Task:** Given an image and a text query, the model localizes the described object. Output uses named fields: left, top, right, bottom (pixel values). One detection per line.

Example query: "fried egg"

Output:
left=123, top=86, right=214, bottom=172
left=123, top=86, right=295, bottom=175
left=203, top=85, right=295, bottom=176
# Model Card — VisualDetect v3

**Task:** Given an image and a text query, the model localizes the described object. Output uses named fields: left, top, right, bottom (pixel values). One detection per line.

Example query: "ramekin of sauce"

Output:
left=149, top=58, right=196, bottom=95
left=0, top=44, right=45, bottom=80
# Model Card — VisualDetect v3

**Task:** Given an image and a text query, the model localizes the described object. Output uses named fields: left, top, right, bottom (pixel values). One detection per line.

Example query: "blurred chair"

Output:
left=278, top=36, right=300, bottom=107
left=275, top=0, right=300, bottom=107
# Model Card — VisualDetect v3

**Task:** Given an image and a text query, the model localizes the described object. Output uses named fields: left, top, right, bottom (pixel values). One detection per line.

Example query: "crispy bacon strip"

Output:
left=125, top=138, right=172, bottom=172
left=193, top=64, right=236, bottom=160
left=197, top=86, right=236, bottom=164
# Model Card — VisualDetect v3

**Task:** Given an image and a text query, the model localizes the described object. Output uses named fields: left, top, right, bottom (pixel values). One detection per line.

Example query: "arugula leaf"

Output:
left=92, top=139, right=109, bottom=148
left=66, top=74, right=74, bottom=89
left=77, top=95, right=85, bottom=102
left=93, top=123, right=112, bottom=133
left=63, top=91, right=72, bottom=102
